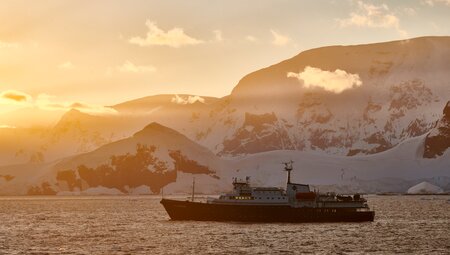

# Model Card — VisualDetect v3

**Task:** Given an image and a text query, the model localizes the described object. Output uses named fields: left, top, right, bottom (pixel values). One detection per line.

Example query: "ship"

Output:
left=160, top=161, right=375, bottom=222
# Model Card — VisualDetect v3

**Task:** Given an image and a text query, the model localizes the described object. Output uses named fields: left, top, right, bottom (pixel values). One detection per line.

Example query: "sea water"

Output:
left=0, top=195, right=449, bottom=254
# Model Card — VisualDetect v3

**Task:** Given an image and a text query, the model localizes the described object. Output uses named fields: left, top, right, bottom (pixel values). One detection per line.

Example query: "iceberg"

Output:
left=407, top=182, right=444, bottom=194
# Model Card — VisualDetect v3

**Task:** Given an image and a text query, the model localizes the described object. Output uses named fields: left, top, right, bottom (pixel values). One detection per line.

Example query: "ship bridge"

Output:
left=208, top=177, right=289, bottom=204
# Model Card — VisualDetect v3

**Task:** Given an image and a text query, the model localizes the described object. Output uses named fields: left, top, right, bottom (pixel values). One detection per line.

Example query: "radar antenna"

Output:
left=283, top=160, right=294, bottom=184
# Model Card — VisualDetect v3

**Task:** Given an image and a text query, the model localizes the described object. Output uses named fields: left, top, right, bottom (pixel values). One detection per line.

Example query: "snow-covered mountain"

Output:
left=211, top=36, right=450, bottom=156
left=54, top=38, right=450, bottom=157
left=0, top=122, right=227, bottom=195
left=1, top=120, right=448, bottom=195
left=1, top=36, right=449, bottom=195
left=2, top=37, right=448, bottom=166
left=0, top=94, right=219, bottom=166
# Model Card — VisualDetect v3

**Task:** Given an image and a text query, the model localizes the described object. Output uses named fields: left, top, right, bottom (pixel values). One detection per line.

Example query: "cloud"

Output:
left=421, top=0, right=450, bottom=6
left=337, top=1, right=407, bottom=36
left=402, top=7, right=416, bottom=16
left=270, top=30, right=291, bottom=46
left=171, top=95, right=205, bottom=105
left=58, top=61, right=75, bottom=70
left=0, top=90, right=32, bottom=103
left=0, top=90, right=116, bottom=115
left=245, top=35, right=258, bottom=42
left=287, top=66, right=362, bottom=93
left=0, top=41, right=19, bottom=49
left=117, top=61, right=156, bottom=73
left=69, top=102, right=117, bottom=115
left=213, top=30, right=223, bottom=42
left=35, top=93, right=117, bottom=115
left=0, top=124, right=16, bottom=129
left=129, top=20, right=204, bottom=48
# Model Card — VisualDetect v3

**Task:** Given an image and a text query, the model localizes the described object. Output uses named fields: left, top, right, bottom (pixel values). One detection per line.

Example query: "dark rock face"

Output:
left=54, top=144, right=213, bottom=194
left=0, top=175, right=14, bottom=182
left=169, top=150, right=213, bottom=174
left=444, top=102, right=450, bottom=116
left=388, top=80, right=433, bottom=111
left=423, top=102, right=450, bottom=158
left=27, top=182, right=56, bottom=195
left=403, top=119, right=429, bottom=138
left=296, top=93, right=333, bottom=125
left=221, top=112, right=296, bottom=155
left=347, top=132, right=393, bottom=156
left=363, top=100, right=382, bottom=124
left=57, top=170, right=81, bottom=191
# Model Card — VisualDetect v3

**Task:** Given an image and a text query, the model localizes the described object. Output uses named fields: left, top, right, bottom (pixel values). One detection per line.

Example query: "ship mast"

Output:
left=284, top=160, right=293, bottom=184
left=191, top=177, right=195, bottom=202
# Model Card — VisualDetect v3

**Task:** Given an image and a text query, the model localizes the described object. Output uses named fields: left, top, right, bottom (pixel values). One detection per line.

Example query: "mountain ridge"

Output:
left=0, top=37, right=450, bottom=193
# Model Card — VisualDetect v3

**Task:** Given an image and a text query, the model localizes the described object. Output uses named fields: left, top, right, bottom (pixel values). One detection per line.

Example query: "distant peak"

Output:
left=67, top=108, right=82, bottom=114
left=143, top=122, right=167, bottom=130
left=57, top=108, right=85, bottom=121
left=134, top=122, right=181, bottom=137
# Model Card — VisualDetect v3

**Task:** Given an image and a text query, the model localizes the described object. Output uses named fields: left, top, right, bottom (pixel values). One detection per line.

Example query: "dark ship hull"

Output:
left=160, top=199, right=375, bottom=223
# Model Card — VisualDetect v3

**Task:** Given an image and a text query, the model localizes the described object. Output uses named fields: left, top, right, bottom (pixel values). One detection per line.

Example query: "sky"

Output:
left=0, top=0, right=449, bottom=117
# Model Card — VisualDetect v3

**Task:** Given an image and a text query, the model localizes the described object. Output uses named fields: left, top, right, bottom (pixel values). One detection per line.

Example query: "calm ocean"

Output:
left=0, top=195, right=449, bottom=254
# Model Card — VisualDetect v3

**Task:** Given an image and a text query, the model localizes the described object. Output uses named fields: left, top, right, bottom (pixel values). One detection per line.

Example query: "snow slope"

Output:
left=0, top=124, right=448, bottom=195
left=407, top=182, right=444, bottom=194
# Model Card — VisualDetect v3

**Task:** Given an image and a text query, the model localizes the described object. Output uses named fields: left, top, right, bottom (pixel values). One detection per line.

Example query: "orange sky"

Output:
left=0, top=0, right=449, bottom=121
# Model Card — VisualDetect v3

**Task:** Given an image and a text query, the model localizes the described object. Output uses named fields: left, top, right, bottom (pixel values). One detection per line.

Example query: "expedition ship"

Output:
left=160, top=162, right=375, bottom=222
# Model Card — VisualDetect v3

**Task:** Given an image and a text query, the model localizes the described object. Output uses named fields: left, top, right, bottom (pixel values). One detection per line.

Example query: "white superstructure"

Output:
left=207, top=161, right=369, bottom=209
